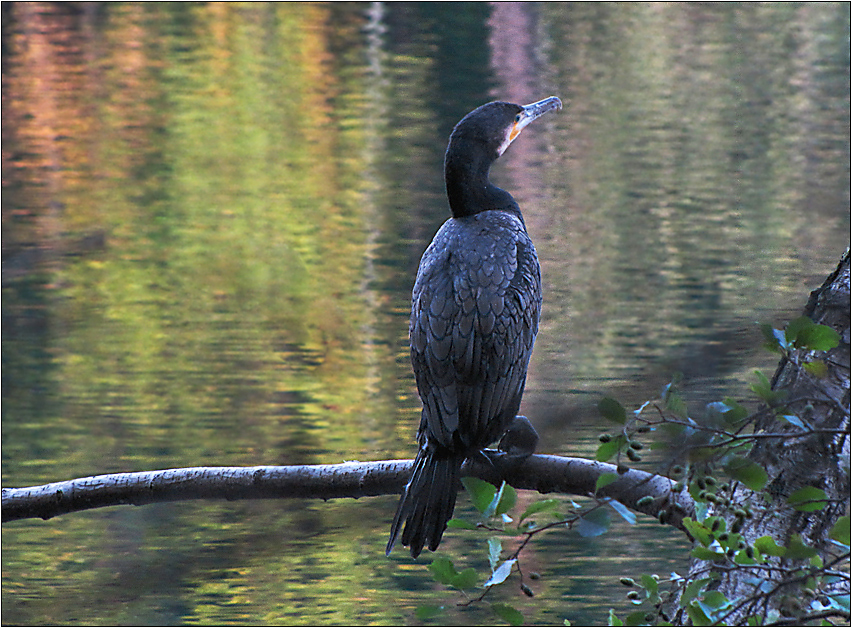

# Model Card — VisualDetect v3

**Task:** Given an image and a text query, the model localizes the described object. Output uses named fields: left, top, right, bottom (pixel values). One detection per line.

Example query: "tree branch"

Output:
left=2, top=454, right=693, bottom=528
left=663, top=249, right=851, bottom=626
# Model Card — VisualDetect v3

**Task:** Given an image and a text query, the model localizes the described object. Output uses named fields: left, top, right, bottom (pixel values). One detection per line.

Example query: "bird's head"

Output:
left=449, top=96, right=563, bottom=160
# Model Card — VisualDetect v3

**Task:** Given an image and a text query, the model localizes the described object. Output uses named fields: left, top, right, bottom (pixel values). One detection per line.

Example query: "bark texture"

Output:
left=669, top=250, right=850, bottom=625
left=2, top=454, right=691, bottom=526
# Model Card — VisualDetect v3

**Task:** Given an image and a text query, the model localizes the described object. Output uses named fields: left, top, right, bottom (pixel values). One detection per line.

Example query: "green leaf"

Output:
left=484, top=558, right=516, bottom=587
left=752, top=369, right=771, bottom=394
left=494, top=482, right=517, bottom=516
left=491, top=603, right=524, bottom=626
left=787, top=486, right=828, bottom=512
left=733, top=549, right=757, bottom=565
left=701, top=591, right=729, bottom=610
left=680, top=577, right=711, bottom=607
left=761, top=322, right=788, bottom=352
left=487, top=537, right=502, bottom=571
left=640, top=574, right=660, bottom=604
left=803, top=323, right=841, bottom=351
left=682, top=518, right=713, bottom=547
left=595, top=439, right=620, bottom=462
left=451, top=567, right=480, bottom=590
left=688, top=481, right=704, bottom=504
left=462, top=477, right=497, bottom=514
left=686, top=602, right=712, bottom=626
left=666, top=393, right=688, bottom=418
left=754, top=535, right=786, bottom=557
left=607, top=609, right=624, bottom=627
left=662, top=380, right=688, bottom=418
left=428, top=557, right=458, bottom=585
left=716, top=529, right=742, bottom=552
left=415, top=605, right=443, bottom=620
left=750, top=370, right=785, bottom=405
left=722, top=398, right=750, bottom=426
left=785, top=316, right=814, bottom=346
left=803, top=360, right=829, bottom=378
left=427, top=559, right=478, bottom=593
left=519, top=498, right=561, bottom=523
left=480, top=481, right=516, bottom=520
left=577, top=508, right=610, bottom=538
left=691, top=547, right=726, bottom=561
left=829, top=516, right=850, bottom=546
left=693, top=500, right=709, bottom=522
left=723, top=456, right=768, bottom=491
left=784, top=534, right=817, bottom=559
left=625, top=611, right=651, bottom=625
left=596, top=472, right=620, bottom=492
left=599, top=397, right=627, bottom=424
left=596, top=435, right=626, bottom=462
left=640, top=574, right=658, bottom=595
left=447, top=518, right=477, bottom=530
left=787, top=316, right=840, bottom=351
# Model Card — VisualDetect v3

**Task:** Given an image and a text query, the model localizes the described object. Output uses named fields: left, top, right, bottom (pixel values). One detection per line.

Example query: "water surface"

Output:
left=3, top=2, right=849, bottom=625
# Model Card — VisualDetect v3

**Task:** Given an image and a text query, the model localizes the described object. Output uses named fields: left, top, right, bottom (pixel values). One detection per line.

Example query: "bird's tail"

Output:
left=386, top=448, right=463, bottom=558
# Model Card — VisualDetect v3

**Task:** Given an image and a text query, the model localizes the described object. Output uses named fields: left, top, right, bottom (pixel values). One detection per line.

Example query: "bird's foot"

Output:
left=479, top=416, right=539, bottom=470
left=498, top=415, right=538, bottom=460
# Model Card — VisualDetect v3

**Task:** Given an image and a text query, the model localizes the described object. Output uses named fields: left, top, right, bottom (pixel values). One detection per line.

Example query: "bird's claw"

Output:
left=476, top=415, right=539, bottom=471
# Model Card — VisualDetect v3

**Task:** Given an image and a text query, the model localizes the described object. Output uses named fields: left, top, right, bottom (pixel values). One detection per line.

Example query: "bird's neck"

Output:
left=445, top=148, right=519, bottom=219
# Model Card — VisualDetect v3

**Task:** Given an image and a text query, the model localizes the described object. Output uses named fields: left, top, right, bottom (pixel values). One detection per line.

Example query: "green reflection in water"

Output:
left=531, top=2, right=849, bottom=413
left=2, top=1, right=849, bottom=626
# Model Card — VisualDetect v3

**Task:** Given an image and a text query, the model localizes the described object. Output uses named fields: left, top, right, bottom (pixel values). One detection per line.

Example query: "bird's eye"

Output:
left=515, top=114, right=522, bottom=122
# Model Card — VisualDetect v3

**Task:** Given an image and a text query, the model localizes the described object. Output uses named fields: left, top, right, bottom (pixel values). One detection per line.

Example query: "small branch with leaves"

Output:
left=411, top=296, right=849, bottom=626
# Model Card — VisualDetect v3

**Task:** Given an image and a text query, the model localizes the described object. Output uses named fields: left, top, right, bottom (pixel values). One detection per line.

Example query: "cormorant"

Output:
left=387, top=96, right=562, bottom=558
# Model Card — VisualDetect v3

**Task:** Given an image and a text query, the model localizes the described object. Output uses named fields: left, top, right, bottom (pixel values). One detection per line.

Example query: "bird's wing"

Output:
left=410, top=214, right=541, bottom=451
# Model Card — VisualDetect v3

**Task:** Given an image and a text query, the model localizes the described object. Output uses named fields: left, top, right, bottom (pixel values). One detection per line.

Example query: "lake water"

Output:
left=2, top=2, right=849, bottom=625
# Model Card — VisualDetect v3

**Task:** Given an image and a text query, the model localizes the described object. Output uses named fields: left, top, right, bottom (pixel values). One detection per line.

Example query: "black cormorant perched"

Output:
left=387, top=96, right=562, bottom=558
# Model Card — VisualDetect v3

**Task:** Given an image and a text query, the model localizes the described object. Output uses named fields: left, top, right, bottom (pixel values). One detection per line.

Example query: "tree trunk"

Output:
left=667, top=250, right=850, bottom=626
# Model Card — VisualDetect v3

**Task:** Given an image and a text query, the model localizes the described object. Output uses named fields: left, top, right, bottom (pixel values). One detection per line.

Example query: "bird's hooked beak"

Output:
left=508, top=96, right=562, bottom=143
